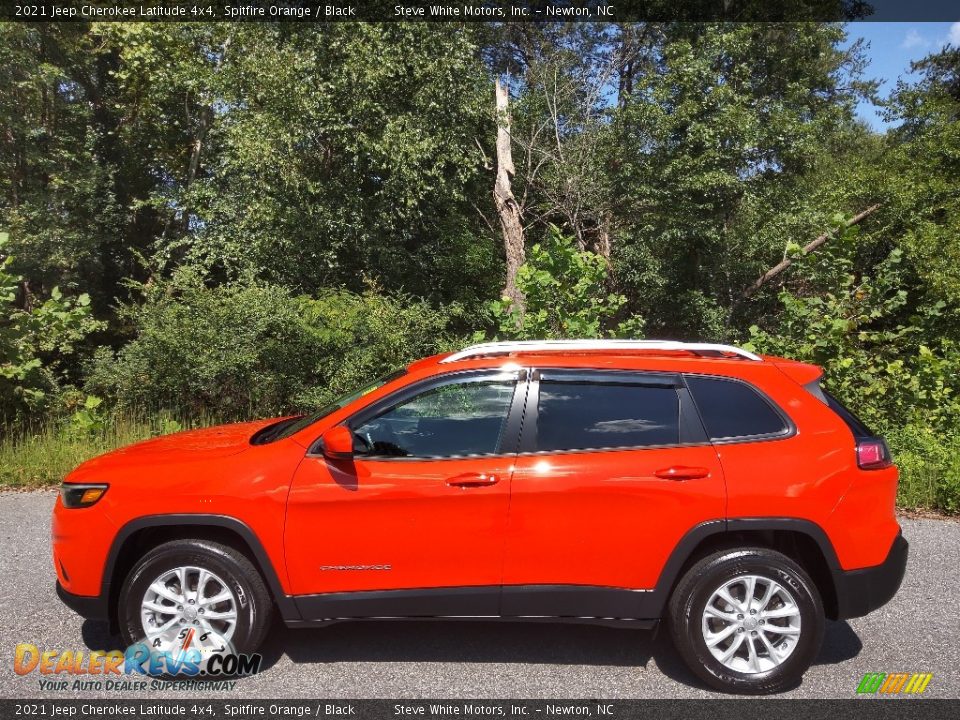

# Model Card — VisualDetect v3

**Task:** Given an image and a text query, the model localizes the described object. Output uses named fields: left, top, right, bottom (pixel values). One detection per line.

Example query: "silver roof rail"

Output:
left=439, top=339, right=762, bottom=363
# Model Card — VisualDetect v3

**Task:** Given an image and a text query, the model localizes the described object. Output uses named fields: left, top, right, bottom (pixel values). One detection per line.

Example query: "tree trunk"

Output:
left=742, top=204, right=882, bottom=298
left=494, top=77, right=525, bottom=314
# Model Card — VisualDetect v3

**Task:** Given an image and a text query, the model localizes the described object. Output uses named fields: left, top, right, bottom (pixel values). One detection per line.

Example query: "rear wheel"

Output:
left=118, top=539, right=273, bottom=664
left=668, top=547, right=824, bottom=694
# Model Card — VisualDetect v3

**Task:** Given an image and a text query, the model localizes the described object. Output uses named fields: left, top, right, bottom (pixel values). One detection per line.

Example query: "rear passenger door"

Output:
left=502, top=369, right=726, bottom=611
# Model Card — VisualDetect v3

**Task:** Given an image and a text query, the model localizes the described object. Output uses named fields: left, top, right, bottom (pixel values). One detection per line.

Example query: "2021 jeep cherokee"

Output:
left=53, top=339, right=908, bottom=694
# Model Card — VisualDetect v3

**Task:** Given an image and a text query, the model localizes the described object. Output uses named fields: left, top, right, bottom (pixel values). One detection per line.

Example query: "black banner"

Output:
left=0, top=0, right=959, bottom=23
left=0, top=700, right=956, bottom=720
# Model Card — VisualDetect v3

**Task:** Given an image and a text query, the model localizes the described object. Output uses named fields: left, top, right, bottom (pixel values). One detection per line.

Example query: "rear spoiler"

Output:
left=771, top=358, right=823, bottom=386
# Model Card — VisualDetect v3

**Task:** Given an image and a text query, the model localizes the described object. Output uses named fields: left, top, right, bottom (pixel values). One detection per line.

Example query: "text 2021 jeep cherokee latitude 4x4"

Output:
left=53, top=339, right=908, bottom=694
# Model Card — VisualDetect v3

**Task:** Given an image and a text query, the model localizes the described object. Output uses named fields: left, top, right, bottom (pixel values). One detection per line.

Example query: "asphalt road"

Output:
left=1, top=490, right=957, bottom=699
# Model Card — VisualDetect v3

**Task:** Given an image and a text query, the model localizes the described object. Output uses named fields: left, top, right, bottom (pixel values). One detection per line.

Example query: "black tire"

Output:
left=118, top=539, right=273, bottom=656
left=668, top=547, right=824, bottom=695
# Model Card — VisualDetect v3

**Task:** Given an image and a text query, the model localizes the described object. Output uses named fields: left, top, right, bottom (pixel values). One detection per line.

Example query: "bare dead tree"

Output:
left=510, top=49, right=621, bottom=262
left=494, top=77, right=526, bottom=314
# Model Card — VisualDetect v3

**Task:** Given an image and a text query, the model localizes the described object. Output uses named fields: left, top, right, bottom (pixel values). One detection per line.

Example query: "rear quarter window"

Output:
left=686, top=376, right=790, bottom=441
left=804, top=381, right=874, bottom=438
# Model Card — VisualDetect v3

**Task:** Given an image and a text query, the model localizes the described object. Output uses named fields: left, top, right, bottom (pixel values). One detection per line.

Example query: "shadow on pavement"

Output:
left=81, top=620, right=120, bottom=651
left=815, top=620, right=863, bottom=665
left=80, top=615, right=861, bottom=694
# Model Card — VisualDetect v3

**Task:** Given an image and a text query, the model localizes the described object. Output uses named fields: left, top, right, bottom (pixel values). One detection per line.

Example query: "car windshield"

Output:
left=250, top=368, right=408, bottom=445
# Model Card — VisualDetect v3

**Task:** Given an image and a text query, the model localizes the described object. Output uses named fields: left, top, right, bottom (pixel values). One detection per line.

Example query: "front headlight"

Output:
left=60, top=483, right=108, bottom=509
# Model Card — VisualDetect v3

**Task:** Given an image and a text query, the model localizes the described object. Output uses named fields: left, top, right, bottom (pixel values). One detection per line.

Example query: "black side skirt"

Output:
left=292, top=584, right=659, bottom=628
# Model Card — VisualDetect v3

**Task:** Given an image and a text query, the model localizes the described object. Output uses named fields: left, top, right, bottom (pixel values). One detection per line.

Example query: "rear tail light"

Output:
left=857, top=437, right=893, bottom=470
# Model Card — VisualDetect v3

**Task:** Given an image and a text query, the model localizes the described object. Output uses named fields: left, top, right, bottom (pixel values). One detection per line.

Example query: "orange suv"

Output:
left=53, top=340, right=907, bottom=693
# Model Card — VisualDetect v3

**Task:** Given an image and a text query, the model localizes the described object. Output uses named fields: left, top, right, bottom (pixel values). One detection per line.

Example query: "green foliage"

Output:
left=881, top=47, right=960, bottom=310
left=86, top=271, right=461, bottom=418
left=66, top=395, right=106, bottom=438
left=490, top=226, right=644, bottom=340
left=1, top=233, right=104, bottom=418
left=887, top=423, right=960, bottom=514
left=745, top=241, right=960, bottom=433
left=166, top=24, right=497, bottom=306
left=610, top=23, right=870, bottom=337
left=1, top=23, right=959, bottom=511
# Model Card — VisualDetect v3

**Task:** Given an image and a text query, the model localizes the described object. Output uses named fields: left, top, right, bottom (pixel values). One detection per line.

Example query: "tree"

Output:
left=173, top=24, right=498, bottom=307
left=882, top=46, right=960, bottom=310
left=609, top=23, right=872, bottom=338
left=493, top=77, right=525, bottom=313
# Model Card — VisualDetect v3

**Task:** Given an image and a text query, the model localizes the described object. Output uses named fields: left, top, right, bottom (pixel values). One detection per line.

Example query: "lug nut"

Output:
left=177, top=605, right=183, bottom=611
left=749, top=609, right=756, bottom=615
left=737, top=614, right=744, bottom=620
left=198, top=609, right=205, bottom=615
left=188, top=599, right=195, bottom=605
left=737, top=628, right=744, bottom=633
left=751, top=630, right=758, bottom=636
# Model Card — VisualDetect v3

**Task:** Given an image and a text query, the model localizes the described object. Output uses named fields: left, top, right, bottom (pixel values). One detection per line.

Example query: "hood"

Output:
left=68, top=419, right=279, bottom=478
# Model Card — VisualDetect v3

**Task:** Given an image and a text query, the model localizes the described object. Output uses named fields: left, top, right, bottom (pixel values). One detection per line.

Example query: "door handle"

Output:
left=654, top=466, right=710, bottom=481
left=446, top=472, right=499, bottom=488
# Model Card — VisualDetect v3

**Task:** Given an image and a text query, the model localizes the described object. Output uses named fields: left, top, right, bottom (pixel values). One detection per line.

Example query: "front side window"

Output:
left=351, top=378, right=517, bottom=458
left=251, top=368, right=408, bottom=445
left=535, top=380, right=681, bottom=452
left=686, top=376, right=789, bottom=441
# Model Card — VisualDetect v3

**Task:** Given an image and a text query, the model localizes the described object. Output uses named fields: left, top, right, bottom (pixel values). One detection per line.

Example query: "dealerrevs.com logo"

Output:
left=856, top=672, right=934, bottom=695
left=14, top=642, right=261, bottom=691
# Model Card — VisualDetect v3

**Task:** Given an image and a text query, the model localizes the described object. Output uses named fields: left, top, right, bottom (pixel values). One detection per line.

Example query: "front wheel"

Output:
left=118, top=539, right=273, bottom=665
left=668, top=547, right=824, bottom=694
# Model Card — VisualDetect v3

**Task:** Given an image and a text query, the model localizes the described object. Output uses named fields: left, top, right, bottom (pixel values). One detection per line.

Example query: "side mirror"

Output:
left=320, top=425, right=354, bottom=460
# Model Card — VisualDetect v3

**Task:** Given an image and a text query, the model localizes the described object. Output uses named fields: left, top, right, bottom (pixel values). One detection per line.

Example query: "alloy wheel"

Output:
left=140, top=565, right=238, bottom=657
left=701, top=574, right=802, bottom=674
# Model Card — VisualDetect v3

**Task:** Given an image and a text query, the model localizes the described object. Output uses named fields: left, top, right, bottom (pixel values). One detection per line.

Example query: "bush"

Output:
left=86, top=271, right=461, bottom=418
left=1, top=232, right=104, bottom=421
left=887, top=423, right=960, bottom=514
left=745, top=246, right=960, bottom=434
left=491, top=225, right=644, bottom=339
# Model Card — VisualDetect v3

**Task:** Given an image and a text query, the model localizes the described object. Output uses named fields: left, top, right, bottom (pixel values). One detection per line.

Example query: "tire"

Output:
left=118, top=539, right=273, bottom=660
left=668, top=547, right=824, bottom=694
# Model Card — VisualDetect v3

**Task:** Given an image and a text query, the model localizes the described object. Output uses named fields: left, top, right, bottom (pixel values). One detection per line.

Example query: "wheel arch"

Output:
left=104, top=515, right=300, bottom=629
left=652, top=518, right=841, bottom=620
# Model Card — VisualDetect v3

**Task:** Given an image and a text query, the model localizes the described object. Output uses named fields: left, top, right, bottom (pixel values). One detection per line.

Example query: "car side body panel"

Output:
left=52, top=349, right=905, bottom=633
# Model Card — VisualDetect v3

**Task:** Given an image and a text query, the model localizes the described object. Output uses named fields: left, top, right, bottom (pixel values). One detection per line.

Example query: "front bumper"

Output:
left=832, top=532, right=908, bottom=620
left=56, top=581, right=110, bottom=623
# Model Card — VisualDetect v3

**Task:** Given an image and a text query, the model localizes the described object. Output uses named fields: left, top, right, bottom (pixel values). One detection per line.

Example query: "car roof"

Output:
left=407, top=342, right=822, bottom=384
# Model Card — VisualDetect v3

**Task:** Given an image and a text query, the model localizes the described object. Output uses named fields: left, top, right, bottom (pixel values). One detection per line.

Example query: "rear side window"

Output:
left=686, top=376, right=789, bottom=441
left=535, top=379, right=680, bottom=452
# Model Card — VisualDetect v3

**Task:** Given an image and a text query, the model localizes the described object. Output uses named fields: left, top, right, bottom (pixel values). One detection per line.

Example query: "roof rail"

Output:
left=439, top=339, right=762, bottom=363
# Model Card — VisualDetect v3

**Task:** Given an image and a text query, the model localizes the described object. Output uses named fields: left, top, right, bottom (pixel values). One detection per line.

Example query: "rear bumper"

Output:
left=56, top=581, right=109, bottom=623
left=832, top=532, right=908, bottom=620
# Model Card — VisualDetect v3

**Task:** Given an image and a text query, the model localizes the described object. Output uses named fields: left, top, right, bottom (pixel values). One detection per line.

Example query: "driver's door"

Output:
left=284, top=370, right=525, bottom=618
